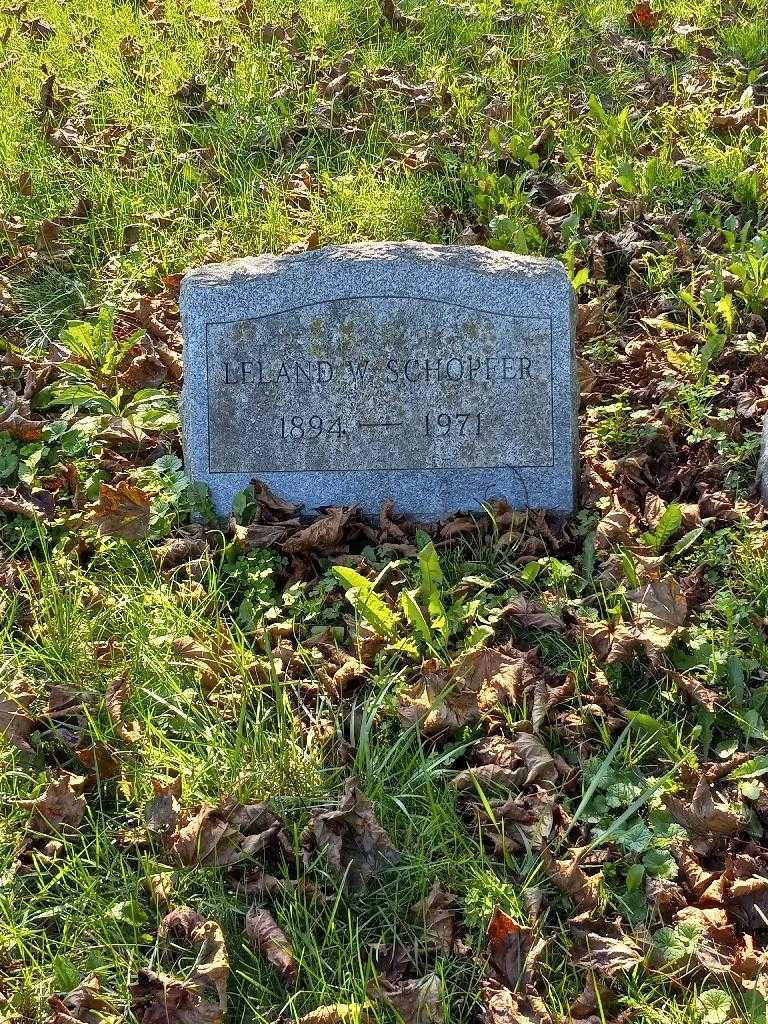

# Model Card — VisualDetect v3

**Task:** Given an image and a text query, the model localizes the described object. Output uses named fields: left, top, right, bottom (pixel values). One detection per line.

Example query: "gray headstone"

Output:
left=180, top=241, right=578, bottom=518
left=758, top=412, right=768, bottom=504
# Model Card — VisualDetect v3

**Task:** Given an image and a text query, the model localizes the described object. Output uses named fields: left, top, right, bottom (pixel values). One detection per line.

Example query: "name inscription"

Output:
left=205, top=296, right=554, bottom=474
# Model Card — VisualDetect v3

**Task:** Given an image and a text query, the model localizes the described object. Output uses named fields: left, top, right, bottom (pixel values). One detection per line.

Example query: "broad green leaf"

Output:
left=727, top=754, right=768, bottom=780
left=464, top=624, right=494, bottom=650
left=625, top=863, right=645, bottom=892
left=670, top=526, right=704, bottom=558
left=654, top=503, right=682, bottom=548
left=519, top=560, right=542, bottom=585
left=400, top=588, right=433, bottom=647
left=643, top=849, right=678, bottom=880
left=418, top=541, right=443, bottom=598
left=427, top=590, right=448, bottom=636
left=332, top=566, right=398, bottom=638
left=332, top=566, right=374, bottom=592
left=33, top=383, right=117, bottom=413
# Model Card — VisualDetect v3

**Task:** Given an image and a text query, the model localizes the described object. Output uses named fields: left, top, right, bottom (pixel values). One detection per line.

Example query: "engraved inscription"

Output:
left=205, top=296, right=553, bottom=473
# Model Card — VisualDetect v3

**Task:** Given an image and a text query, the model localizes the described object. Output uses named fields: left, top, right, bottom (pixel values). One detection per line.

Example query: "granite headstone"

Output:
left=180, top=241, right=578, bottom=518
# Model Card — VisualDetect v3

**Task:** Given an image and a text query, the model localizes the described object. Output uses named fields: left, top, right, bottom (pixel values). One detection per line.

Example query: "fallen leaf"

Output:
left=160, top=907, right=229, bottom=1005
left=628, top=1, right=660, bottom=29
left=673, top=671, right=719, bottom=712
left=378, top=0, right=422, bottom=32
left=412, top=880, right=458, bottom=955
left=47, top=973, right=116, bottom=1023
left=298, top=1005, right=370, bottom=1024
left=302, top=778, right=400, bottom=889
left=480, top=979, right=552, bottom=1024
left=118, top=351, right=168, bottom=391
left=499, top=596, right=564, bottom=631
left=399, top=646, right=542, bottom=736
left=507, top=733, right=558, bottom=789
left=0, top=387, right=43, bottom=441
left=145, top=777, right=182, bottom=836
left=85, top=481, right=151, bottom=541
left=152, top=533, right=208, bottom=569
left=0, top=485, right=49, bottom=519
left=172, top=636, right=219, bottom=688
left=663, top=777, right=745, bottom=836
left=168, top=804, right=243, bottom=867
left=372, top=974, right=443, bottom=1024
left=627, top=575, right=687, bottom=649
left=129, top=967, right=223, bottom=1024
left=75, top=742, right=122, bottom=780
left=486, top=907, right=537, bottom=989
left=20, top=773, right=85, bottom=836
left=245, top=907, right=298, bottom=986
left=542, top=848, right=601, bottom=911
left=575, top=932, right=642, bottom=976
left=0, top=674, right=37, bottom=753
left=106, top=673, right=142, bottom=743
left=724, top=853, right=768, bottom=930
left=282, top=506, right=356, bottom=555
left=21, top=16, right=55, bottom=40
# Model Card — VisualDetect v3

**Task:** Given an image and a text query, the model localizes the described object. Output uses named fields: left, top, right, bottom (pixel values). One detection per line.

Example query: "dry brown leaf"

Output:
left=21, top=16, right=55, bottom=40
left=160, top=907, right=229, bottom=1005
left=249, top=479, right=302, bottom=518
left=486, top=907, right=538, bottom=989
left=477, top=792, right=555, bottom=853
left=378, top=0, right=422, bottom=31
left=663, top=777, right=745, bottom=836
left=372, top=974, right=443, bottom=1024
left=480, top=979, right=552, bottom=1024
left=399, top=646, right=541, bottom=736
left=412, top=880, right=458, bottom=954
left=499, top=596, right=564, bottom=631
left=172, top=637, right=219, bottom=688
left=129, top=967, right=223, bottom=1024
left=85, top=481, right=151, bottom=541
left=245, top=907, right=298, bottom=986
left=168, top=804, right=244, bottom=867
left=232, top=520, right=298, bottom=549
left=575, top=932, right=642, bottom=976
left=628, top=1, right=660, bottom=29
left=152, top=533, right=208, bottom=569
left=145, top=777, right=182, bottom=836
left=297, top=1005, right=370, bottom=1024
left=0, top=674, right=37, bottom=753
left=455, top=762, right=527, bottom=792
left=595, top=500, right=634, bottom=549
left=46, top=973, right=116, bottom=1023
left=106, top=672, right=142, bottom=743
left=0, top=485, right=49, bottom=519
left=302, top=778, right=400, bottom=889
left=508, top=733, right=558, bottom=789
left=282, top=506, right=356, bottom=555
left=20, top=773, right=85, bottom=836
left=542, top=848, right=601, bottom=911
left=117, top=350, right=168, bottom=391
left=627, top=576, right=687, bottom=649
left=75, top=742, right=122, bottom=780
left=0, top=387, right=43, bottom=441
left=673, top=671, right=719, bottom=712
left=568, top=977, right=615, bottom=1020
left=724, top=853, right=768, bottom=930
left=711, top=106, right=766, bottom=132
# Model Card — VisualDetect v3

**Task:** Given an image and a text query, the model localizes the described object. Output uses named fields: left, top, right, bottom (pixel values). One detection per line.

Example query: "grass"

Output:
left=2, top=0, right=768, bottom=1022
left=3, top=527, right=766, bottom=1021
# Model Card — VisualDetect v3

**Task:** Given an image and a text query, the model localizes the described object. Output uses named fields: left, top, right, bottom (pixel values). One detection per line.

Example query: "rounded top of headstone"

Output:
left=180, top=241, right=571, bottom=295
